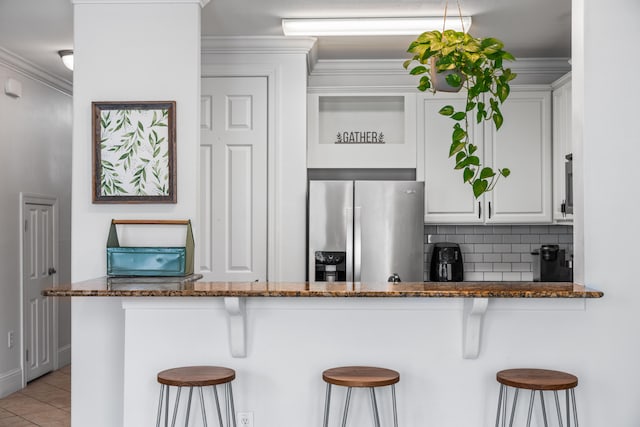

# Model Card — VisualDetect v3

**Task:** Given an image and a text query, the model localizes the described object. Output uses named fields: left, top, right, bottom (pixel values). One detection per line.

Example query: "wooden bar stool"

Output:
left=156, top=365, right=237, bottom=427
left=322, top=366, right=399, bottom=427
left=495, top=368, right=579, bottom=427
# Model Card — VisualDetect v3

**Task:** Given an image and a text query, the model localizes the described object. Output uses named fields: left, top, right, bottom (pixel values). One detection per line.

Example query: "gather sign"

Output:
left=334, top=131, right=386, bottom=144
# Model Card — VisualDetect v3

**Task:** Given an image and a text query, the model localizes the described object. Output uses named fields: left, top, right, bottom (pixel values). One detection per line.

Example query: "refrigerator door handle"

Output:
left=345, top=207, right=354, bottom=283
left=353, top=206, right=362, bottom=282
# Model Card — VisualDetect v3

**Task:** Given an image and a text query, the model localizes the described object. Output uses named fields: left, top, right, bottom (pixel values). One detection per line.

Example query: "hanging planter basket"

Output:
left=429, top=56, right=466, bottom=93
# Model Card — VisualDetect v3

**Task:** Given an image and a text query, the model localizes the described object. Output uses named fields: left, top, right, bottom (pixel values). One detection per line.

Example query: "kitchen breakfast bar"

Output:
left=45, top=279, right=602, bottom=426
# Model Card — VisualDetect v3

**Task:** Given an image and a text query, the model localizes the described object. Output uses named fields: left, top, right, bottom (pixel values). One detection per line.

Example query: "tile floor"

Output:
left=0, top=365, right=70, bottom=427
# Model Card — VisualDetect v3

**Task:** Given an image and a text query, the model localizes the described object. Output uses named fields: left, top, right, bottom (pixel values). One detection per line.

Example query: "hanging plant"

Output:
left=403, top=22, right=517, bottom=198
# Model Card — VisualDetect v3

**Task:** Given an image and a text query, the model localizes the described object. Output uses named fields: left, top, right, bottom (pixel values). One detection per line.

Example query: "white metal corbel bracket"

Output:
left=462, top=297, right=489, bottom=359
left=224, top=297, right=246, bottom=358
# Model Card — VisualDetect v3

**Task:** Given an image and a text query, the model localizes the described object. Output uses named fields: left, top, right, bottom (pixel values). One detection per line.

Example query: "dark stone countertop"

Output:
left=43, top=277, right=603, bottom=298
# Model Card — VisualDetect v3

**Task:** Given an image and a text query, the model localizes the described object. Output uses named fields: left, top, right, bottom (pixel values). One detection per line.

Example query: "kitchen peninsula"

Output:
left=46, top=278, right=601, bottom=426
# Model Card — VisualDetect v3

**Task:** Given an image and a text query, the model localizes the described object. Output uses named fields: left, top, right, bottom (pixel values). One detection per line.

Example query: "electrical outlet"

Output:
left=8, top=331, right=14, bottom=349
left=237, top=412, right=254, bottom=427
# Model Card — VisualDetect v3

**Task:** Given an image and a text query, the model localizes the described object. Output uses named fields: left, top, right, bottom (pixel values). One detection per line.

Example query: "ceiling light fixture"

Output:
left=58, top=50, right=74, bottom=71
left=282, top=17, right=472, bottom=36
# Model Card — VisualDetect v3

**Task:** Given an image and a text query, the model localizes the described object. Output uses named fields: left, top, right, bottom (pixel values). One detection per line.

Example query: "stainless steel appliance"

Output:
left=308, top=180, right=424, bottom=283
left=531, top=244, right=573, bottom=281
left=430, top=242, right=464, bottom=281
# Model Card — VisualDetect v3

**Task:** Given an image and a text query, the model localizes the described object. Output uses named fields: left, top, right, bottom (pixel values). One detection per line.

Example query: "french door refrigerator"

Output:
left=308, top=180, right=424, bottom=283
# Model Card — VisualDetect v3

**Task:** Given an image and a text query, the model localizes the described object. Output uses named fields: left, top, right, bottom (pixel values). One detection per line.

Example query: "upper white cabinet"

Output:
left=552, top=73, right=573, bottom=222
left=307, top=91, right=417, bottom=168
left=419, top=87, right=552, bottom=224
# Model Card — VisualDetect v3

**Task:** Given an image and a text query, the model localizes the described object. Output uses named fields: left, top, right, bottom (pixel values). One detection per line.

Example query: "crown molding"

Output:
left=202, top=36, right=318, bottom=72
left=73, top=0, right=209, bottom=6
left=310, top=57, right=571, bottom=77
left=0, top=47, right=72, bottom=96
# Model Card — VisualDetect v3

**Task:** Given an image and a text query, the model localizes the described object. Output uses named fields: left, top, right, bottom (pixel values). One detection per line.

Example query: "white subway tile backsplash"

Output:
left=512, top=263, right=531, bottom=272
left=511, top=244, right=530, bottom=253
left=493, top=263, right=512, bottom=272
left=521, top=234, right=541, bottom=244
left=424, top=224, right=573, bottom=282
left=503, top=272, right=522, bottom=281
left=521, top=272, right=534, bottom=281
left=502, top=253, right=521, bottom=263
left=503, top=235, right=522, bottom=244
left=465, top=234, right=485, bottom=244
left=483, top=235, right=503, bottom=244
left=483, top=253, right=502, bottom=263
left=474, top=244, right=494, bottom=253
left=492, top=243, right=511, bottom=253
left=475, top=263, right=493, bottom=272
left=484, top=272, right=503, bottom=281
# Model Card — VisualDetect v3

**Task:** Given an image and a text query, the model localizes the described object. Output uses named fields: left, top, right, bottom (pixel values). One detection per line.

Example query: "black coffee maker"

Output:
left=531, top=245, right=573, bottom=281
left=430, top=242, right=464, bottom=281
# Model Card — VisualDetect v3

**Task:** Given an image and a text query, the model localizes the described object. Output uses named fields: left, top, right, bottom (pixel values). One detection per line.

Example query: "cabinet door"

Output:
left=552, top=76, right=573, bottom=222
left=420, top=92, right=483, bottom=223
left=485, top=89, right=552, bottom=223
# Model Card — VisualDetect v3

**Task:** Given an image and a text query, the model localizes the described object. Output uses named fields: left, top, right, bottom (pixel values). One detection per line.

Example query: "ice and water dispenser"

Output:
left=314, top=251, right=347, bottom=282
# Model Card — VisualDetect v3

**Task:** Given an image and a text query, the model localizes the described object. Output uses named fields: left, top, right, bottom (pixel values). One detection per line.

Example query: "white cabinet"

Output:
left=307, top=91, right=417, bottom=168
left=552, top=73, right=573, bottom=222
left=419, top=87, right=552, bottom=224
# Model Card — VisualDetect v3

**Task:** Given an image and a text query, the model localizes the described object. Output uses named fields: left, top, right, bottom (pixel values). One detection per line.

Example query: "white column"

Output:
left=70, top=1, right=207, bottom=425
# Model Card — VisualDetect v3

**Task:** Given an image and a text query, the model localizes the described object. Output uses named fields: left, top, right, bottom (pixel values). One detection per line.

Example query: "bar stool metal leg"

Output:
left=525, top=390, right=535, bottom=427
left=495, top=384, right=504, bottom=427
left=571, top=389, right=578, bottom=427
left=508, top=388, right=518, bottom=427
left=156, top=384, right=165, bottom=427
left=566, top=390, right=570, bottom=427
left=171, top=387, right=182, bottom=427
left=199, top=387, right=208, bottom=426
left=185, top=386, right=194, bottom=426
left=391, top=384, right=398, bottom=427
left=340, top=387, right=352, bottom=427
left=323, top=384, right=332, bottom=427
left=369, top=387, right=381, bottom=427
left=554, top=391, right=564, bottom=427
left=539, top=391, right=548, bottom=427
left=228, top=382, right=237, bottom=427
left=212, top=385, right=223, bottom=427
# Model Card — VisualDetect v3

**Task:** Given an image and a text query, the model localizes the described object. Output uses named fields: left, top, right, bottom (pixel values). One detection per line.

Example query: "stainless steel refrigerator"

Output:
left=308, top=180, right=424, bottom=283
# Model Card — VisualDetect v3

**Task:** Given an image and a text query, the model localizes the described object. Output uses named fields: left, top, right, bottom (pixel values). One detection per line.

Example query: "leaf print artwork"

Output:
left=92, top=101, right=176, bottom=203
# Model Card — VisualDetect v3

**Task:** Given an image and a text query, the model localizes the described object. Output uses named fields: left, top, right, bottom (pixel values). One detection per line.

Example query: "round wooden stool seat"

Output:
left=323, top=366, right=400, bottom=388
left=497, top=368, right=578, bottom=391
left=157, top=365, right=236, bottom=387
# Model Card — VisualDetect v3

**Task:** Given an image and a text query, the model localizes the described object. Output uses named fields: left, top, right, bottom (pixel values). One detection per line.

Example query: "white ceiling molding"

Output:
left=201, top=36, right=318, bottom=72
left=0, top=47, right=72, bottom=95
left=72, top=0, right=210, bottom=6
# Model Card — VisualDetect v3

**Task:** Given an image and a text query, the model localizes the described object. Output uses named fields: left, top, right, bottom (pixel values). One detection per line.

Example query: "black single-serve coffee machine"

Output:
left=531, top=244, right=573, bottom=281
left=430, top=242, right=464, bottom=281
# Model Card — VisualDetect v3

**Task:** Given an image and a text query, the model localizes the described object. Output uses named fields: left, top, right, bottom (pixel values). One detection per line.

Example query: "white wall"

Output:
left=70, top=1, right=202, bottom=425
left=201, top=38, right=312, bottom=281
left=0, top=60, right=72, bottom=398
left=69, top=0, right=640, bottom=425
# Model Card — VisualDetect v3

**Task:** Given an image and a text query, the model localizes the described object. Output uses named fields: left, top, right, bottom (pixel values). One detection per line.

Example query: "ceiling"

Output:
left=0, top=0, right=570, bottom=84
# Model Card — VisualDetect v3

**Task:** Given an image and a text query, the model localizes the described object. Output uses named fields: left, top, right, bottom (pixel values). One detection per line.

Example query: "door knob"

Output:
left=48, top=267, right=57, bottom=275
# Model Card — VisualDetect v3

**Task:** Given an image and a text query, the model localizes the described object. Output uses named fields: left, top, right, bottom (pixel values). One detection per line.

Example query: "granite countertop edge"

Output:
left=43, top=278, right=604, bottom=299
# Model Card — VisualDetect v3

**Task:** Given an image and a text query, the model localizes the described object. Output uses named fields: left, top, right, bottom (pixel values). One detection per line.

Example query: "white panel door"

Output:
left=552, top=76, right=573, bottom=222
left=485, top=89, right=552, bottom=223
left=23, top=202, right=55, bottom=381
left=200, top=77, right=268, bottom=281
left=421, top=92, right=483, bottom=223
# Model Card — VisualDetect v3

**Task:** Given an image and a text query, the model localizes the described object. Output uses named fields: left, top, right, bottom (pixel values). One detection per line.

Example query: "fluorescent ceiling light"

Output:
left=58, top=50, right=74, bottom=71
left=282, top=17, right=472, bottom=36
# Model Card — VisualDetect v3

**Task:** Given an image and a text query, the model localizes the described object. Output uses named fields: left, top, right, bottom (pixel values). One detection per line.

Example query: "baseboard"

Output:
left=57, top=344, right=71, bottom=368
left=0, top=368, right=23, bottom=398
